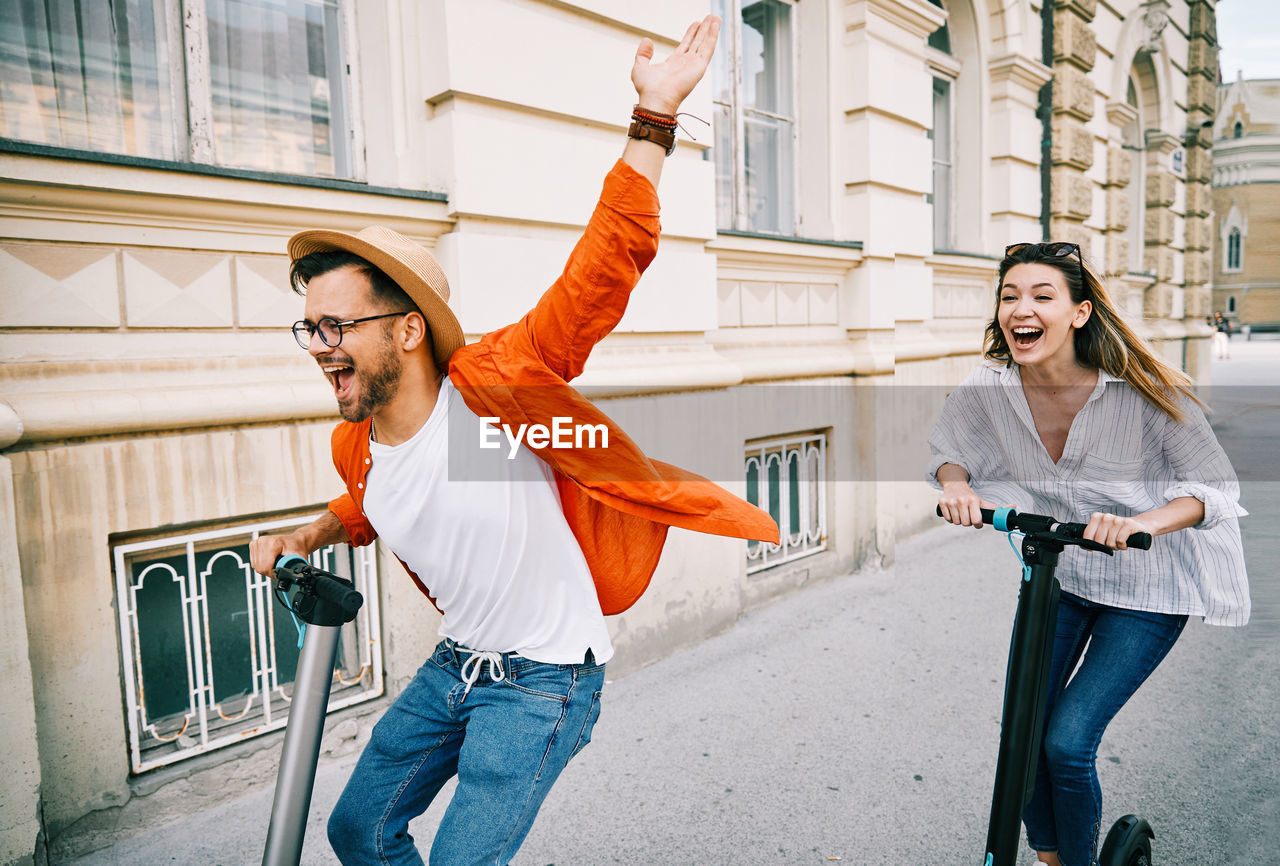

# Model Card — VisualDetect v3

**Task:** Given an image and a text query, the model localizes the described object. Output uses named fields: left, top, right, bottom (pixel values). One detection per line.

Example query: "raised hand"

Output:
left=631, top=15, right=720, bottom=115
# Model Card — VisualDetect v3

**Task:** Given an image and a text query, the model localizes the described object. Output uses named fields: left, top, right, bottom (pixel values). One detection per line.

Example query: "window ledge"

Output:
left=0, top=139, right=446, bottom=202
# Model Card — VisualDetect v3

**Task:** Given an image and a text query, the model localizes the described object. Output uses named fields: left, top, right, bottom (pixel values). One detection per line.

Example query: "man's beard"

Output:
left=339, top=336, right=403, bottom=423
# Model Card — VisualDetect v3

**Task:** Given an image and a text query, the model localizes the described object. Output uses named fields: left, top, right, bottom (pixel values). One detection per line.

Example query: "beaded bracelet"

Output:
left=631, top=105, right=679, bottom=130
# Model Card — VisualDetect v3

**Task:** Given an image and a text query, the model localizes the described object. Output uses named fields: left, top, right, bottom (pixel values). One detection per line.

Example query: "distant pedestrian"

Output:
left=1213, top=311, right=1232, bottom=359
left=930, top=242, right=1249, bottom=866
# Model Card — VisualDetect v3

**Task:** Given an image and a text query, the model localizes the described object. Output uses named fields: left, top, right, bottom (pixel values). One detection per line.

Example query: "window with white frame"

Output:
left=711, top=0, right=796, bottom=234
left=0, top=0, right=354, bottom=177
left=745, top=432, right=827, bottom=573
left=926, top=3, right=957, bottom=252
left=1227, top=227, right=1242, bottom=271
left=112, top=513, right=382, bottom=773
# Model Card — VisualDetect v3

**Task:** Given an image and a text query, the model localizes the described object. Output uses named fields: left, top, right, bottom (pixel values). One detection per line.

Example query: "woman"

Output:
left=928, top=242, right=1249, bottom=866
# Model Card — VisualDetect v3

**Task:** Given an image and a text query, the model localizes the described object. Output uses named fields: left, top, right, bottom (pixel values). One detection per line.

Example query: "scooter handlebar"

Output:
left=934, top=505, right=1152, bottom=550
left=274, top=557, right=364, bottom=618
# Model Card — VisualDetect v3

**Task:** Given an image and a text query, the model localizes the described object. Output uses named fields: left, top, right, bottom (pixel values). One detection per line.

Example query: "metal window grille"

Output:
left=745, top=432, right=827, bottom=573
left=112, top=514, right=382, bottom=773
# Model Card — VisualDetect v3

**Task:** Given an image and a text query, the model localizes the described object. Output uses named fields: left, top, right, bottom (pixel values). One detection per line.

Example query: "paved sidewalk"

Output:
left=63, top=523, right=1279, bottom=865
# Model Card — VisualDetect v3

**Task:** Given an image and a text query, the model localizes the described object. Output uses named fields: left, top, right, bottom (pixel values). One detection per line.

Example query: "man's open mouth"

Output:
left=1012, top=327, right=1043, bottom=348
left=321, top=362, right=355, bottom=399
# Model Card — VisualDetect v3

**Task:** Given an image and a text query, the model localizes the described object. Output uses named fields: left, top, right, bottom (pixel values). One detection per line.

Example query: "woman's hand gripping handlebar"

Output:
left=935, top=505, right=1153, bottom=551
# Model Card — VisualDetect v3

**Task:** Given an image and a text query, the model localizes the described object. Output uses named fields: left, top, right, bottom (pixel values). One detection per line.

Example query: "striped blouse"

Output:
left=927, top=362, right=1250, bottom=626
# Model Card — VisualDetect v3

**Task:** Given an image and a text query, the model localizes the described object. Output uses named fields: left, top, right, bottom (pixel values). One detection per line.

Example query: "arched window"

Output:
left=1234, top=121, right=1243, bottom=139
left=1227, top=227, right=1242, bottom=270
left=1227, top=296, right=1237, bottom=314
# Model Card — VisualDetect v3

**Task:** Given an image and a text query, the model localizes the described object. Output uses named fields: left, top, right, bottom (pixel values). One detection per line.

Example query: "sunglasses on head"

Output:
left=1004, top=241, right=1081, bottom=261
left=1005, top=241, right=1084, bottom=282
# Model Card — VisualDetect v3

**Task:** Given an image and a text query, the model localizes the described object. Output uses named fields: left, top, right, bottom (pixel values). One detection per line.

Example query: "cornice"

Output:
left=988, top=54, right=1055, bottom=91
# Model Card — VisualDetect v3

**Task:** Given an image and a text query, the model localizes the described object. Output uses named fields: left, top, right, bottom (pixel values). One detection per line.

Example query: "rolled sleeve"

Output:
left=328, top=494, right=377, bottom=547
left=1161, top=400, right=1246, bottom=531
left=1161, top=481, right=1248, bottom=530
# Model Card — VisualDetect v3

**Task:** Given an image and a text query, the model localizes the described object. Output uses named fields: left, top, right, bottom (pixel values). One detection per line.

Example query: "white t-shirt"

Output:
left=362, top=376, right=613, bottom=664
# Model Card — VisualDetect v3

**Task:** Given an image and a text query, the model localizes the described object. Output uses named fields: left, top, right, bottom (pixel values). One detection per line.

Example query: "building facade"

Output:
left=0, top=0, right=1217, bottom=861
left=1212, top=75, right=1280, bottom=330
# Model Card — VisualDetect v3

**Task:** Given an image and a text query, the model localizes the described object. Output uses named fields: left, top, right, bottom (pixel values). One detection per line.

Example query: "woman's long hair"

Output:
left=983, top=244, right=1200, bottom=422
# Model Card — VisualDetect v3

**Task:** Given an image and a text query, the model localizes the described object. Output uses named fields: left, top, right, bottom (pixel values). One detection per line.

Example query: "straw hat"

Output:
left=288, top=226, right=465, bottom=369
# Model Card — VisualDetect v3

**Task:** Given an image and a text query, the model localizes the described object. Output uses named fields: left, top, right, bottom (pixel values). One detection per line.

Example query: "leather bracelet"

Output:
left=628, top=119, right=677, bottom=156
left=632, top=105, right=678, bottom=130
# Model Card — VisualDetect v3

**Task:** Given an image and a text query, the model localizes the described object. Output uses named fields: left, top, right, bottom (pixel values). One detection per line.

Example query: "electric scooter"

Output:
left=936, top=505, right=1156, bottom=866
left=261, top=555, right=364, bottom=866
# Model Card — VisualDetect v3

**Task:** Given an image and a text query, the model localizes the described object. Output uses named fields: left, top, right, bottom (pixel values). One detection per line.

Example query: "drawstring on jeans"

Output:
left=458, top=648, right=506, bottom=701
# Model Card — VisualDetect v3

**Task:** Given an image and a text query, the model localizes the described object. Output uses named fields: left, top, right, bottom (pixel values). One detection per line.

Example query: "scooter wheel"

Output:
left=1099, top=814, right=1154, bottom=866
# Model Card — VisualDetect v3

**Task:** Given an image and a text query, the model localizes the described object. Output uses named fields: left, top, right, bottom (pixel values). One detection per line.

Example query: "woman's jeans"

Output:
left=1022, top=592, right=1187, bottom=866
left=328, top=640, right=605, bottom=866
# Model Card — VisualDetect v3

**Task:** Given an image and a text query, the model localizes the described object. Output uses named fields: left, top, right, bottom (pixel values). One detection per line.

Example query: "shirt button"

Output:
left=365, top=458, right=371, bottom=465
left=357, top=482, right=364, bottom=489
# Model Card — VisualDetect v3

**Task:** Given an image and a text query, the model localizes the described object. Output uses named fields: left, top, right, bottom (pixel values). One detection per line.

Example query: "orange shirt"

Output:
left=327, top=160, right=779, bottom=615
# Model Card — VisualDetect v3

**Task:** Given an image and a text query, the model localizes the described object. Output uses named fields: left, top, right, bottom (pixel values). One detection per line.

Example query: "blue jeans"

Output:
left=1022, top=592, right=1187, bottom=866
left=328, top=640, right=605, bottom=866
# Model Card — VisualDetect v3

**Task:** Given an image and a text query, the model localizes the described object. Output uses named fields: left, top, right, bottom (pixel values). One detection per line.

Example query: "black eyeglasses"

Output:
left=291, top=312, right=411, bottom=349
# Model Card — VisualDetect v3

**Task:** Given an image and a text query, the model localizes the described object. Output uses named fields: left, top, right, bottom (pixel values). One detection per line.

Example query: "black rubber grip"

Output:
left=311, top=576, right=364, bottom=617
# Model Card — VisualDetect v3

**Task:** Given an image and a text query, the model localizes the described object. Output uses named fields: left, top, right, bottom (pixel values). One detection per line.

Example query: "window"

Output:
left=1233, top=121, right=1243, bottom=139
left=1124, top=77, right=1146, bottom=272
left=113, top=513, right=383, bottom=773
left=930, top=77, right=954, bottom=251
left=712, top=0, right=796, bottom=234
left=1227, top=227, right=1241, bottom=270
left=745, top=432, right=827, bottom=573
left=1227, top=295, right=1236, bottom=314
left=925, top=1, right=959, bottom=252
left=0, top=0, right=353, bottom=178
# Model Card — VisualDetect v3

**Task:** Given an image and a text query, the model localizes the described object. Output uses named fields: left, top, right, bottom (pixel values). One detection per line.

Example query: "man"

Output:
left=250, top=15, right=777, bottom=865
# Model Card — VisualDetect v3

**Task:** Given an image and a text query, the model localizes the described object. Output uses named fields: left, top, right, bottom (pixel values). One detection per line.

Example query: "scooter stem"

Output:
left=262, top=623, right=342, bottom=866
left=984, top=542, right=1062, bottom=866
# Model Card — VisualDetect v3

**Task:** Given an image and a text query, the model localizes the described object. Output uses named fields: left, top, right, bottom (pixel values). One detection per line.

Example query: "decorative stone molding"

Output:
left=1185, top=250, right=1212, bottom=286
left=1186, top=145, right=1212, bottom=184
left=1144, top=208, right=1175, bottom=246
left=1105, top=233, right=1130, bottom=275
left=1144, top=247, right=1174, bottom=283
left=1054, top=0, right=1097, bottom=23
left=1146, top=131, right=1182, bottom=155
left=855, top=0, right=948, bottom=40
left=987, top=54, right=1054, bottom=93
left=1146, top=170, right=1176, bottom=207
left=1188, top=42, right=1218, bottom=77
left=1052, top=117, right=1094, bottom=169
left=1106, top=99, right=1139, bottom=129
left=1106, top=145, right=1132, bottom=187
left=1186, top=182, right=1213, bottom=217
left=1051, top=168, right=1094, bottom=219
left=1052, top=66, right=1096, bottom=121
left=1187, top=74, right=1216, bottom=113
left=1189, top=1, right=1216, bottom=41
left=1049, top=217, right=1093, bottom=250
left=1138, top=0, right=1172, bottom=55
left=1106, top=190, right=1130, bottom=231
left=1053, top=11, right=1097, bottom=72
left=1185, top=215, right=1212, bottom=251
